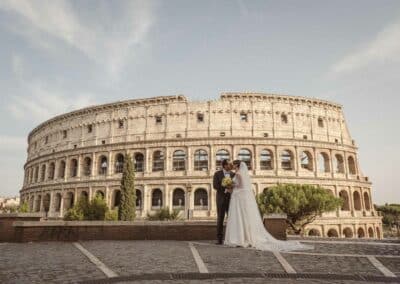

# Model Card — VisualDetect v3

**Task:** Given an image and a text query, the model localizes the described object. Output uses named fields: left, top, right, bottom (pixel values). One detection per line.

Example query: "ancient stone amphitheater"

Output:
left=20, top=92, right=382, bottom=239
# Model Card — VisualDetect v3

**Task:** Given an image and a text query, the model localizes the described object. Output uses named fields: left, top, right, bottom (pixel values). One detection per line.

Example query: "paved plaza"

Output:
left=0, top=240, right=399, bottom=283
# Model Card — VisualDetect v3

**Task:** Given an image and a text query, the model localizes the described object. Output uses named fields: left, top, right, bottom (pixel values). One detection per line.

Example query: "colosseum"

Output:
left=20, top=92, right=383, bottom=239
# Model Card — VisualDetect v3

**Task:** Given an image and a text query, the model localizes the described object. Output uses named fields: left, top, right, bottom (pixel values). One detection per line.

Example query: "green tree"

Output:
left=86, top=194, right=108, bottom=221
left=377, top=204, right=400, bottom=237
left=118, top=154, right=136, bottom=221
left=257, top=184, right=342, bottom=235
left=18, top=201, right=29, bottom=213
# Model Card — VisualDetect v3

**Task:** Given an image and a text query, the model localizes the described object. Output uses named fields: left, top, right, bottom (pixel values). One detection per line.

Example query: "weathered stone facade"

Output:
left=20, top=92, right=383, bottom=238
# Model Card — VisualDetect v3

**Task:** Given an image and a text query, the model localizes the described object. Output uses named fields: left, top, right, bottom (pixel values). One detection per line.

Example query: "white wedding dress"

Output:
left=224, top=162, right=312, bottom=251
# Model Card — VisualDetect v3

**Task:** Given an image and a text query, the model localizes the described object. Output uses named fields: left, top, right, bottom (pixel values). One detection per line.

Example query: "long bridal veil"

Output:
left=232, top=161, right=313, bottom=251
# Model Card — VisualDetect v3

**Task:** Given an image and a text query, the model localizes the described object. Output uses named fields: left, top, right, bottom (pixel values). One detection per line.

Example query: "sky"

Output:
left=0, top=0, right=399, bottom=204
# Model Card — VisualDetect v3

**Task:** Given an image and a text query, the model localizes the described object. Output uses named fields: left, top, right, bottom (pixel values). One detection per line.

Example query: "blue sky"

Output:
left=0, top=0, right=399, bottom=204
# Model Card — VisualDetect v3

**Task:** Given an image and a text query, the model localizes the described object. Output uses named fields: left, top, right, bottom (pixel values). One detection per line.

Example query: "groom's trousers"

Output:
left=216, top=192, right=231, bottom=241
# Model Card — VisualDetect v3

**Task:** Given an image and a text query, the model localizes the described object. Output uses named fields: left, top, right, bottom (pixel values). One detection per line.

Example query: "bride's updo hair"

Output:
left=233, top=160, right=241, bottom=168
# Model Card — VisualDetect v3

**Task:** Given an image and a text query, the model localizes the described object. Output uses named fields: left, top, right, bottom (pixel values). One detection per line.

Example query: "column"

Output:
left=143, top=185, right=149, bottom=214
left=145, top=148, right=151, bottom=174
left=91, top=152, right=96, bottom=177
left=274, top=145, right=279, bottom=175
left=294, top=146, right=299, bottom=176
left=77, top=155, right=82, bottom=178
left=59, top=192, right=64, bottom=217
left=108, top=151, right=112, bottom=176
left=312, top=147, right=318, bottom=177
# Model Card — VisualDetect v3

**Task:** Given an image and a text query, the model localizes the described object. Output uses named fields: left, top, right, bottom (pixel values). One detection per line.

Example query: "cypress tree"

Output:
left=118, top=153, right=136, bottom=220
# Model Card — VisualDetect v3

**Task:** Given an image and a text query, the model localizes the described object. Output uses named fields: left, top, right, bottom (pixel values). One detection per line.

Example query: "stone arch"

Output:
left=368, top=227, right=374, bottom=238
left=99, top=155, right=108, bottom=175
left=194, top=149, right=208, bottom=171
left=112, top=190, right=121, bottom=208
left=70, top=159, right=78, bottom=177
left=281, top=150, right=294, bottom=170
left=307, top=228, right=321, bottom=237
left=34, top=195, right=42, bottom=212
left=194, top=188, right=208, bottom=209
left=82, top=157, right=92, bottom=176
left=376, top=227, right=381, bottom=239
left=343, top=227, right=353, bottom=238
left=152, top=151, right=165, bottom=172
left=115, top=153, right=124, bottom=173
left=136, top=189, right=142, bottom=209
left=172, top=188, right=185, bottom=208
left=300, top=151, right=313, bottom=171
left=339, top=190, right=350, bottom=211
left=80, top=191, right=89, bottom=202
left=43, top=193, right=51, bottom=212
left=357, top=227, right=365, bottom=238
left=133, top=152, right=144, bottom=172
left=48, top=162, right=55, bottom=180
left=64, top=192, right=74, bottom=211
left=216, top=149, right=230, bottom=170
left=353, top=191, right=361, bottom=211
left=327, top=228, right=339, bottom=238
left=348, top=156, right=357, bottom=175
left=34, top=166, right=39, bottom=182
left=152, top=188, right=163, bottom=208
left=59, top=160, right=66, bottom=178
left=29, top=196, right=34, bottom=211
left=363, top=192, right=371, bottom=211
left=54, top=193, right=62, bottom=212
left=260, top=149, right=273, bottom=170
left=318, top=152, right=330, bottom=173
left=237, top=148, right=252, bottom=170
left=334, top=154, right=345, bottom=173
left=41, top=164, right=46, bottom=181
left=173, top=150, right=186, bottom=171
left=318, top=117, right=324, bottom=127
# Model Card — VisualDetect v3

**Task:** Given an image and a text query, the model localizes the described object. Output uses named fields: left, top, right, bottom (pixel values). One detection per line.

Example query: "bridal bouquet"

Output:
left=222, top=177, right=233, bottom=188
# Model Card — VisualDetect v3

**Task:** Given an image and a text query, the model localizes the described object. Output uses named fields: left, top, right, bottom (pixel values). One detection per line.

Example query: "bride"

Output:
left=224, top=160, right=312, bottom=251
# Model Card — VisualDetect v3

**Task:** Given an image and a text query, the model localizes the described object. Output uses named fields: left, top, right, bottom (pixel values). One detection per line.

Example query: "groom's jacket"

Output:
left=213, top=170, right=235, bottom=196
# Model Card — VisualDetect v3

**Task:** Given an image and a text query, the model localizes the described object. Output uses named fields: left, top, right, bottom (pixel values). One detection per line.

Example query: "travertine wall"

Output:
left=20, top=93, right=383, bottom=239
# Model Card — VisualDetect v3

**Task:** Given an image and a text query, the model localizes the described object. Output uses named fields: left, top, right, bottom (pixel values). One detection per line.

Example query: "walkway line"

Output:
left=284, top=251, right=400, bottom=259
left=367, top=256, right=397, bottom=277
left=273, top=251, right=296, bottom=274
left=188, top=242, right=209, bottom=273
left=73, top=242, right=118, bottom=278
left=297, top=240, right=400, bottom=246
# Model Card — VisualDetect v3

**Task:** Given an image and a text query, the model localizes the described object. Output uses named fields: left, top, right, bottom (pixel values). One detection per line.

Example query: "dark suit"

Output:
left=213, top=169, right=235, bottom=242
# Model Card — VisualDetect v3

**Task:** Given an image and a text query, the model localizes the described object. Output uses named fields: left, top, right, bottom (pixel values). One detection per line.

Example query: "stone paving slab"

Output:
left=300, top=242, right=400, bottom=256
left=194, top=243, right=285, bottom=273
left=0, top=242, right=104, bottom=284
left=281, top=253, right=382, bottom=275
left=115, top=280, right=395, bottom=284
left=80, top=240, right=198, bottom=275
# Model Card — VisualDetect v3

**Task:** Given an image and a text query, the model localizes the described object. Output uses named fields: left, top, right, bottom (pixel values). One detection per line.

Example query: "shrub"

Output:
left=18, top=201, right=29, bottom=213
left=64, top=207, right=84, bottom=221
left=147, top=207, right=182, bottom=221
left=105, top=209, right=118, bottom=221
left=86, top=195, right=108, bottom=221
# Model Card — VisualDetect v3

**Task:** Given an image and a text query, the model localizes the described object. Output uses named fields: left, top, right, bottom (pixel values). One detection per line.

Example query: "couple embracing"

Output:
left=213, top=159, right=311, bottom=251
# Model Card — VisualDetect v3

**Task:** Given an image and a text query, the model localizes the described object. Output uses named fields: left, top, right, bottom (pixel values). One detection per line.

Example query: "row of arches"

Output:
left=25, top=148, right=358, bottom=185
left=339, top=190, right=371, bottom=211
left=26, top=187, right=210, bottom=213
left=307, top=226, right=380, bottom=239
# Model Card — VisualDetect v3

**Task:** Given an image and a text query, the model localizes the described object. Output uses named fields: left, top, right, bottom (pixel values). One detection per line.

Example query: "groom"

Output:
left=213, top=159, right=235, bottom=245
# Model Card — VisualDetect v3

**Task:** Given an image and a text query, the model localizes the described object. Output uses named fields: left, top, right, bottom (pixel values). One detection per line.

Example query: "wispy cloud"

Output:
left=331, top=19, right=400, bottom=74
left=8, top=81, right=97, bottom=123
left=0, top=135, right=26, bottom=151
left=0, top=0, right=156, bottom=78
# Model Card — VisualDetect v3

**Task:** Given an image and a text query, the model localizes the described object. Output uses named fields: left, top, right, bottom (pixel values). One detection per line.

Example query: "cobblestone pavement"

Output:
left=0, top=240, right=399, bottom=284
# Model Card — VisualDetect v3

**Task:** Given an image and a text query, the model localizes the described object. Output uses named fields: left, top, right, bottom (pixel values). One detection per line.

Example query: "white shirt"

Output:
left=223, top=169, right=230, bottom=178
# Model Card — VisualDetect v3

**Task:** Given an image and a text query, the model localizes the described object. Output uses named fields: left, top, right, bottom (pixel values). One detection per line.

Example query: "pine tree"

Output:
left=118, top=153, right=136, bottom=220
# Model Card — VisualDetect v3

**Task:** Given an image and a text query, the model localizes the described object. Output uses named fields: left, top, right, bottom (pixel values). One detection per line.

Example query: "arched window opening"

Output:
left=134, top=153, right=144, bottom=172
left=327, top=229, right=339, bottom=238
left=64, top=192, right=74, bottom=211
left=339, top=190, right=350, bottom=211
left=40, top=164, right=46, bottom=181
left=49, top=163, right=55, bottom=180
left=115, top=153, right=124, bottom=173
left=136, top=189, right=142, bottom=209
left=357, top=228, right=365, bottom=238
left=368, top=227, right=374, bottom=238
left=318, top=153, right=330, bottom=173
left=300, top=151, right=313, bottom=171
left=281, top=114, right=288, bottom=124
left=59, top=161, right=66, bottom=179
left=237, top=148, right=252, bottom=170
left=83, top=157, right=92, bottom=176
left=99, top=156, right=108, bottom=175
left=194, top=188, right=208, bottom=210
left=353, top=191, right=361, bottom=210
left=173, top=150, right=186, bottom=171
left=172, top=188, right=185, bottom=208
left=363, top=192, right=371, bottom=211
left=194, top=149, right=208, bottom=171
left=308, top=229, right=321, bottom=237
left=281, top=150, right=293, bottom=170
left=260, top=149, right=273, bottom=170
left=54, top=193, right=62, bottom=212
left=348, top=156, right=357, bottom=175
left=113, top=190, right=121, bottom=208
left=70, top=159, right=78, bottom=177
left=152, top=189, right=163, bottom=208
left=152, top=151, right=165, bottom=172
left=333, top=154, right=345, bottom=174
left=343, top=228, right=353, bottom=238
left=318, top=117, right=324, bottom=128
